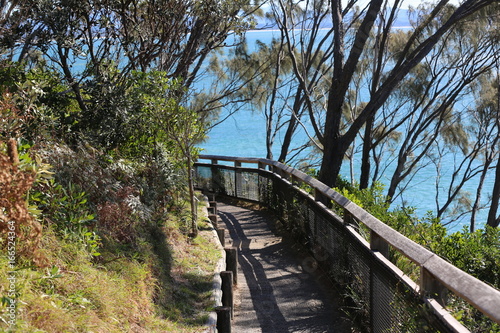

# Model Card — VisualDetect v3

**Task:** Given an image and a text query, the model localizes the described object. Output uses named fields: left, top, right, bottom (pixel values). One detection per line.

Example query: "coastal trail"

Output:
left=217, top=201, right=351, bottom=333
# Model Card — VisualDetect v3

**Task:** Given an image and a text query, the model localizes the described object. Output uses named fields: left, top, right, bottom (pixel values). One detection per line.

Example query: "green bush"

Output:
left=335, top=180, right=500, bottom=331
left=31, top=178, right=101, bottom=257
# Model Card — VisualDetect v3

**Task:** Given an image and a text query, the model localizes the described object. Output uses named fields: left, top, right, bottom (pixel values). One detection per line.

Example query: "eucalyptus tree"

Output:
left=0, top=0, right=263, bottom=146
left=484, top=70, right=500, bottom=229
left=0, top=0, right=264, bottom=236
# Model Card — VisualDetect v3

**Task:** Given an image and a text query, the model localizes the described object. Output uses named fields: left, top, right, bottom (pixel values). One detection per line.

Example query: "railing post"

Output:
left=421, top=267, right=449, bottom=306
left=370, top=230, right=389, bottom=258
left=209, top=199, right=217, bottom=211
left=217, top=228, right=226, bottom=247
left=209, top=214, right=218, bottom=227
left=272, top=165, right=289, bottom=181
left=235, top=161, right=242, bottom=197
left=221, top=271, right=234, bottom=318
left=369, top=231, right=391, bottom=332
left=343, top=210, right=355, bottom=227
left=216, top=306, right=231, bottom=333
left=208, top=197, right=218, bottom=228
left=314, top=188, right=323, bottom=202
left=257, top=161, right=265, bottom=203
left=211, top=159, right=218, bottom=192
left=225, top=247, right=238, bottom=285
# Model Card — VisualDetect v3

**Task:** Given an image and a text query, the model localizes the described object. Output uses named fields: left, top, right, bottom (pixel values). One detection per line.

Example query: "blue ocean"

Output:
left=198, top=29, right=494, bottom=233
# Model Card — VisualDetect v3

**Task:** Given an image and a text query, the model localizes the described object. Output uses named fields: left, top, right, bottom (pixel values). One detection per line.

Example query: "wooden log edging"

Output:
left=195, top=154, right=500, bottom=328
left=202, top=195, right=226, bottom=333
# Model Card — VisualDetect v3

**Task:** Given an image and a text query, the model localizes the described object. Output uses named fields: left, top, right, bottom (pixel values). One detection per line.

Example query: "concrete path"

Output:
left=217, top=201, right=350, bottom=333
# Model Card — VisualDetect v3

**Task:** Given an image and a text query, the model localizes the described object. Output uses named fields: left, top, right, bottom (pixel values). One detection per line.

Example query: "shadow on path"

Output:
left=218, top=201, right=350, bottom=333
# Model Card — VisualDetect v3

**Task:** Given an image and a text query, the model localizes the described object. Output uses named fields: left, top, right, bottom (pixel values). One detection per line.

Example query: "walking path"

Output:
left=217, top=201, right=350, bottom=333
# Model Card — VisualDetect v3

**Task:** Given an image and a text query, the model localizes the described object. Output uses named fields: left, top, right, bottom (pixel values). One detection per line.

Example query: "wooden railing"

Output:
left=194, top=154, right=500, bottom=332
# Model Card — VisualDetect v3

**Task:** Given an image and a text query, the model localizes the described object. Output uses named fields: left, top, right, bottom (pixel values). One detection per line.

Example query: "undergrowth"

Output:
left=0, top=141, right=221, bottom=332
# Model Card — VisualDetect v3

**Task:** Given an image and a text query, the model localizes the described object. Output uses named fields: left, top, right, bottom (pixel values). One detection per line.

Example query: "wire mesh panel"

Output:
left=269, top=174, right=289, bottom=222
left=310, top=204, right=349, bottom=285
left=372, top=267, right=397, bottom=332
left=307, top=206, right=316, bottom=240
left=345, top=233, right=372, bottom=327
left=258, top=173, right=272, bottom=204
left=194, top=165, right=213, bottom=191
left=236, top=170, right=260, bottom=201
left=369, top=254, right=444, bottom=333
left=215, top=168, right=236, bottom=196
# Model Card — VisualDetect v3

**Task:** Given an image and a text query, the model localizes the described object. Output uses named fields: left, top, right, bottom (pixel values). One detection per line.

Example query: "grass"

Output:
left=0, top=196, right=221, bottom=332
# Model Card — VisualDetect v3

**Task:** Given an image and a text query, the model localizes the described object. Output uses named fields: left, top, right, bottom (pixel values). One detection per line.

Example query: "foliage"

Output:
left=435, top=226, right=500, bottom=287
left=123, top=71, right=184, bottom=156
left=122, top=70, right=207, bottom=236
left=0, top=40, right=219, bottom=331
left=1, top=0, right=260, bottom=119
left=0, top=137, right=221, bottom=331
left=335, top=179, right=500, bottom=330
left=31, top=178, right=101, bottom=257
left=0, top=60, right=81, bottom=142
left=0, top=140, right=44, bottom=266
left=0, top=0, right=245, bottom=331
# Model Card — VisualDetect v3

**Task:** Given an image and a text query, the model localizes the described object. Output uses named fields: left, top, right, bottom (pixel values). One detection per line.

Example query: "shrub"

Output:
left=335, top=179, right=500, bottom=331
left=0, top=140, right=44, bottom=265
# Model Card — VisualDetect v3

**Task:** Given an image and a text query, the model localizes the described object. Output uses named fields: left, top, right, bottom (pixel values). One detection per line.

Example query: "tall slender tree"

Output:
left=315, top=0, right=497, bottom=189
left=486, top=68, right=500, bottom=228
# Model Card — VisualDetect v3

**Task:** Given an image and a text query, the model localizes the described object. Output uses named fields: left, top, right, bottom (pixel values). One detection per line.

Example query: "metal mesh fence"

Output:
left=194, top=163, right=462, bottom=332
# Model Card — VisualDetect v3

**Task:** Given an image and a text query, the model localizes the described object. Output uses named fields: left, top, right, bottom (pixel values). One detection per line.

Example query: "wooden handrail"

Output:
left=196, top=154, right=500, bottom=325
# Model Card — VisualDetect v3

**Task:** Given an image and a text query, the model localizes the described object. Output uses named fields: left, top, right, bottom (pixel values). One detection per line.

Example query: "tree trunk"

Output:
left=471, top=161, right=490, bottom=232
left=359, top=114, right=374, bottom=189
left=266, top=39, right=284, bottom=160
left=57, top=45, right=87, bottom=114
left=487, top=159, right=500, bottom=228
left=318, top=137, right=348, bottom=189
left=278, top=87, right=303, bottom=163
left=386, top=142, right=411, bottom=202
left=487, top=72, right=500, bottom=228
left=187, top=153, right=198, bottom=237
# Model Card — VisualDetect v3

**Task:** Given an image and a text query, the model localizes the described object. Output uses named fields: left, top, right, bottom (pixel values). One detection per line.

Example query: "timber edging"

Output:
left=201, top=195, right=226, bottom=333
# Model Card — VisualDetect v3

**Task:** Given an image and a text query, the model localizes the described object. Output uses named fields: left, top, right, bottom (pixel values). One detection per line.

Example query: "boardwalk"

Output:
left=217, top=201, right=350, bottom=333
